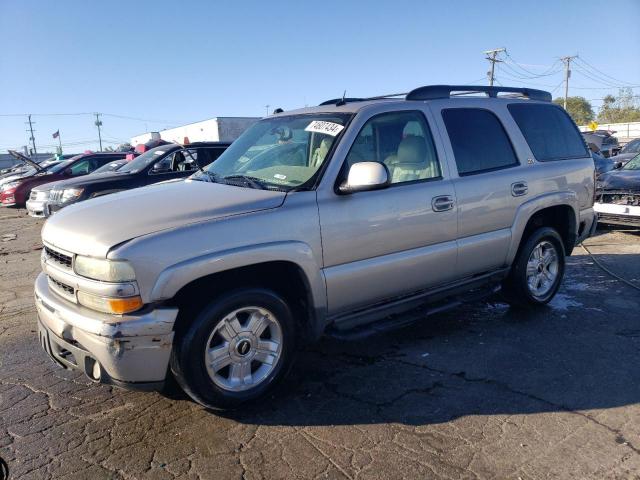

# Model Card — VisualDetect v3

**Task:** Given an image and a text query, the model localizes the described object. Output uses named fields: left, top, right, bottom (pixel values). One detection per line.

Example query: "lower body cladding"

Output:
left=26, top=198, right=50, bottom=218
left=34, top=272, right=178, bottom=390
left=594, top=202, right=640, bottom=227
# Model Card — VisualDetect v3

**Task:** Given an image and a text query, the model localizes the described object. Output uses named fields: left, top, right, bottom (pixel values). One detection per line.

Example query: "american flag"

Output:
left=52, top=130, right=59, bottom=139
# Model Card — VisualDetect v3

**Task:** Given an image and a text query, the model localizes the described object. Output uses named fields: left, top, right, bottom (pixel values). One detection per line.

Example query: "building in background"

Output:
left=130, top=117, right=259, bottom=147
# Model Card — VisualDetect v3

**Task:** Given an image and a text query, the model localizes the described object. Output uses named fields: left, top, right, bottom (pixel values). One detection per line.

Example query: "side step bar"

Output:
left=326, top=271, right=507, bottom=340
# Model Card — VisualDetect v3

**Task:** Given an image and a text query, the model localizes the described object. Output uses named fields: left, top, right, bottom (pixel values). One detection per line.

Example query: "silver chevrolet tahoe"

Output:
left=35, top=85, right=597, bottom=409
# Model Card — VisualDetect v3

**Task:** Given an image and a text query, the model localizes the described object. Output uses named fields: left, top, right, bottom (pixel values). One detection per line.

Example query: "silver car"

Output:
left=35, top=85, right=597, bottom=409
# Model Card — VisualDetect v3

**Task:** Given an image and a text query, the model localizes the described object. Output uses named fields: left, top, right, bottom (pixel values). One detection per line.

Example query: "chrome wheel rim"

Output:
left=526, top=240, right=559, bottom=298
left=204, top=306, right=282, bottom=392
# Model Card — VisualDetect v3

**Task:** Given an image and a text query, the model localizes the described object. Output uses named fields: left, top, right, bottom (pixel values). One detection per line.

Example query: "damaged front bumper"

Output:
left=34, top=272, right=178, bottom=390
left=594, top=202, right=640, bottom=227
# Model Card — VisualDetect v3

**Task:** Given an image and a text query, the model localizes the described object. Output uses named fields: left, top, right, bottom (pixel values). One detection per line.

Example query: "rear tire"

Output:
left=170, top=288, right=296, bottom=410
left=502, top=227, right=565, bottom=307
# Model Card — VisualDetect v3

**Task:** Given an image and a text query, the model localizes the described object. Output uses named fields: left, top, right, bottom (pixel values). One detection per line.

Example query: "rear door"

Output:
left=317, top=108, right=459, bottom=316
left=429, top=102, right=531, bottom=278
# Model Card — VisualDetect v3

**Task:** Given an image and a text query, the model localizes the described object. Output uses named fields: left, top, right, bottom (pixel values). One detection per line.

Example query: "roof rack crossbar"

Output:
left=406, top=85, right=552, bottom=102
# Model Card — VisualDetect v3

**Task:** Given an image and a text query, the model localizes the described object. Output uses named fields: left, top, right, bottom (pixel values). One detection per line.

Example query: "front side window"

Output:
left=69, top=159, right=92, bottom=176
left=508, top=103, right=589, bottom=161
left=199, top=114, right=352, bottom=190
left=344, top=111, right=441, bottom=184
left=442, top=108, right=518, bottom=176
left=119, top=146, right=172, bottom=173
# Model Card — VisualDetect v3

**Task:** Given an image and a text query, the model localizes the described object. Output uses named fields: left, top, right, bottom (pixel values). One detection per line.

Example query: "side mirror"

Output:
left=64, top=168, right=73, bottom=176
left=614, top=161, right=623, bottom=169
left=338, top=162, right=390, bottom=194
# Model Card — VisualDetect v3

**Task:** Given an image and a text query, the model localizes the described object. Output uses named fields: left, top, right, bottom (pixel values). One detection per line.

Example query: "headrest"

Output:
left=396, top=136, right=427, bottom=165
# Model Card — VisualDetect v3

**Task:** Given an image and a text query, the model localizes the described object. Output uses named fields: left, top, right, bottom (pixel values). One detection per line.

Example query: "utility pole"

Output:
left=94, top=113, right=103, bottom=152
left=264, top=105, right=270, bottom=116
left=26, top=114, right=37, bottom=156
left=561, top=55, right=578, bottom=110
left=483, top=48, right=506, bottom=86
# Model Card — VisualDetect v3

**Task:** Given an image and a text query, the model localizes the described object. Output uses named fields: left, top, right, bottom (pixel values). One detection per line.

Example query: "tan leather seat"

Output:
left=389, top=136, right=428, bottom=183
left=311, top=138, right=331, bottom=168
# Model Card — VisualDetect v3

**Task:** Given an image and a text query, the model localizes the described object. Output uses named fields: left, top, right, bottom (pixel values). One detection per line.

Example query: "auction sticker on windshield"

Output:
left=305, top=121, right=344, bottom=136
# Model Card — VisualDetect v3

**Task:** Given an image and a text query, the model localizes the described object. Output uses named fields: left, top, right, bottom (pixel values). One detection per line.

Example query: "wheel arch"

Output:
left=151, top=241, right=328, bottom=341
left=507, top=192, right=579, bottom=264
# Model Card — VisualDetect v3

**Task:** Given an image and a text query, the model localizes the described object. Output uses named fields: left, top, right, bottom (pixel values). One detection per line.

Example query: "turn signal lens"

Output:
left=77, top=291, right=143, bottom=314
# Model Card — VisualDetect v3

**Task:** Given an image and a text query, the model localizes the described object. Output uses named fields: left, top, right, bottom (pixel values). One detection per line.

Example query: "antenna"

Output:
left=336, top=90, right=347, bottom=106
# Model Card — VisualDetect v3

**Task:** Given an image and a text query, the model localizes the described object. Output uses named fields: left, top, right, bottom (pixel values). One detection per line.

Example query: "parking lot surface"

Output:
left=1, top=206, right=639, bottom=479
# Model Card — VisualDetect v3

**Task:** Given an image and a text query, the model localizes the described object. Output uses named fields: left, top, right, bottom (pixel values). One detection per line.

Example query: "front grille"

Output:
left=597, top=191, right=640, bottom=206
left=48, top=277, right=75, bottom=297
left=49, top=190, right=63, bottom=203
left=44, top=246, right=72, bottom=269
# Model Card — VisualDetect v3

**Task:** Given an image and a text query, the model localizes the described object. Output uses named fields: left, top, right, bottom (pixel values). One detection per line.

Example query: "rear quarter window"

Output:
left=508, top=103, right=589, bottom=161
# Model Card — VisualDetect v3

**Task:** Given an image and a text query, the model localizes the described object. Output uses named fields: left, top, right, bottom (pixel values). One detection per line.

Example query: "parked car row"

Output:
left=33, top=84, right=599, bottom=410
left=1, top=142, right=230, bottom=217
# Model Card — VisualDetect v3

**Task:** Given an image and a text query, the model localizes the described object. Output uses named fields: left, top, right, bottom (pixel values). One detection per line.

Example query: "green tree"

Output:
left=597, top=88, right=640, bottom=123
left=553, top=96, right=594, bottom=125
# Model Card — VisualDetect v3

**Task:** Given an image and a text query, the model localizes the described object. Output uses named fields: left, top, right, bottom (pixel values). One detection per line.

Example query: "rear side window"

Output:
left=442, top=108, right=518, bottom=176
left=508, top=103, right=589, bottom=161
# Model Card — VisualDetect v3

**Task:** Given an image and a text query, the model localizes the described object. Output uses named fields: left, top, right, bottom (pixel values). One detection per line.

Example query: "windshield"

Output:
left=92, top=160, right=127, bottom=174
left=48, top=156, right=82, bottom=174
left=198, top=113, right=351, bottom=190
left=622, top=140, right=640, bottom=154
left=622, top=153, right=640, bottom=170
left=118, top=146, right=173, bottom=173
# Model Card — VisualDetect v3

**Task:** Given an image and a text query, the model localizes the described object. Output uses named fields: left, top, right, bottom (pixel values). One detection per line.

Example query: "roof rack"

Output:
left=406, top=85, right=552, bottom=102
left=319, top=85, right=551, bottom=106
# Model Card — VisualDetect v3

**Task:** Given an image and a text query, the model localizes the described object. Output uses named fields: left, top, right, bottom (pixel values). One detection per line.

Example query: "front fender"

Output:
left=149, top=240, right=327, bottom=312
left=507, top=191, right=578, bottom=264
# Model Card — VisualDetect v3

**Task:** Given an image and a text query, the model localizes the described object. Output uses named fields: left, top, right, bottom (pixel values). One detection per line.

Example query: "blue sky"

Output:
left=1, top=0, right=639, bottom=153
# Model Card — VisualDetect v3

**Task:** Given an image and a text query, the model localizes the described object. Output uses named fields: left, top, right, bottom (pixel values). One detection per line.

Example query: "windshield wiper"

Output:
left=223, top=174, right=268, bottom=189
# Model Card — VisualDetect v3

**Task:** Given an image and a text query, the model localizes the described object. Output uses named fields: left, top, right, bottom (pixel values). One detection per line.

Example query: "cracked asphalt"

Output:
left=1, top=206, right=640, bottom=479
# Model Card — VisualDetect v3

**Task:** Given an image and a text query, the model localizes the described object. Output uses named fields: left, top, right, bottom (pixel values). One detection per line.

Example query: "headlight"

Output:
left=61, top=187, right=84, bottom=202
left=74, top=256, right=136, bottom=282
left=1, top=181, right=19, bottom=191
left=77, top=291, right=143, bottom=314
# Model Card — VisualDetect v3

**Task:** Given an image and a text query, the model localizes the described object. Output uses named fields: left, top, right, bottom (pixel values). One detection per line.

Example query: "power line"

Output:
left=574, top=56, right=639, bottom=87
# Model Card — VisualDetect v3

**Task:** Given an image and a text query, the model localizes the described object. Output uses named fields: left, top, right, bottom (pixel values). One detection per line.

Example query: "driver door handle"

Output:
left=432, top=195, right=455, bottom=212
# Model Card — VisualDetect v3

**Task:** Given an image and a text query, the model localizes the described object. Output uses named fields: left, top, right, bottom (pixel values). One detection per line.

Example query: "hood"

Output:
left=48, top=171, right=136, bottom=191
left=42, top=180, right=286, bottom=257
left=8, top=150, right=43, bottom=171
left=597, top=169, right=640, bottom=192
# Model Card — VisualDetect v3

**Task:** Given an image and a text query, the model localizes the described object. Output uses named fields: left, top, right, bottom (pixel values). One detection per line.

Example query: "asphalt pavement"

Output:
left=1, top=206, right=639, bottom=479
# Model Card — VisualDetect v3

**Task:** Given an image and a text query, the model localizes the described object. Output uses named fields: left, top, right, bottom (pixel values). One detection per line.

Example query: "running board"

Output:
left=326, top=273, right=505, bottom=340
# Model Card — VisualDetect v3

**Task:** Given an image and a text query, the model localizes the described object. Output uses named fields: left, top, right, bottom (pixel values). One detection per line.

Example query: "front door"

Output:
left=317, top=110, right=459, bottom=316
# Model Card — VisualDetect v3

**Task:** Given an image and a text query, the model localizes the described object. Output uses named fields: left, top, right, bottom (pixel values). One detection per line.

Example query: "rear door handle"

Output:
left=511, top=181, right=528, bottom=197
left=432, top=195, right=455, bottom=212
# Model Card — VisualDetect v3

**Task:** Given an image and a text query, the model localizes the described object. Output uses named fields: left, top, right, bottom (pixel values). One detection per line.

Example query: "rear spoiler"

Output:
left=7, top=150, right=43, bottom=171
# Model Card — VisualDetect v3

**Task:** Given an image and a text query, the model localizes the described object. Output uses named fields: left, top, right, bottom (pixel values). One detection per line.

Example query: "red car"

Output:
left=1, top=152, right=129, bottom=207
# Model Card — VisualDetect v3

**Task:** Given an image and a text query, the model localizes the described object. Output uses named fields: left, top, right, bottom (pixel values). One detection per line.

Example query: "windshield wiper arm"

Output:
left=223, top=174, right=267, bottom=189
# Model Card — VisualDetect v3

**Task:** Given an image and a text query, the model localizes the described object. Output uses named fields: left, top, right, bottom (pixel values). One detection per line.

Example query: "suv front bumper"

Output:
left=35, top=272, right=178, bottom=390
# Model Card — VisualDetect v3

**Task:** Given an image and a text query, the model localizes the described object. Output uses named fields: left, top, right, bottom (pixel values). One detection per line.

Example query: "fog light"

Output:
left=92, top=361, right=101, bottom=380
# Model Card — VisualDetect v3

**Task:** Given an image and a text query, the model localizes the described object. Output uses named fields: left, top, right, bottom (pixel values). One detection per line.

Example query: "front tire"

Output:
left=170, top=288, right=296, bottom=410
left=502, top=227, right=566, bottom=307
